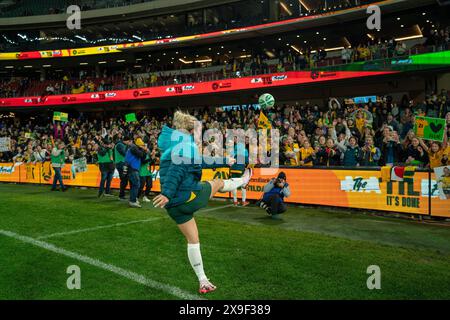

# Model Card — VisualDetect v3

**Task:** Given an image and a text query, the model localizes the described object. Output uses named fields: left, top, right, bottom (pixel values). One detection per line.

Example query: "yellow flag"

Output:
left=258, top=111, right=272, bottom=129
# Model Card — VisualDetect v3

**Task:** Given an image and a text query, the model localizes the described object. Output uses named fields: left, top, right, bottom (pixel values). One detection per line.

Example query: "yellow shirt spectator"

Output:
left=428, top=149, right=446, bottom=169
left=299, top=147, right=314, bottom=166
left=284, top=142, right=300, bottom=166
left=356, top=117, right=366, bottom=134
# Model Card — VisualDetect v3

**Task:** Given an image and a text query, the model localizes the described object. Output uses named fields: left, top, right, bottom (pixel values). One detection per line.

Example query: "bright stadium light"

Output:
left=290, top=45, right=302, bottom=54
left=195, top=58, right=212, bottom=63
left=395, top=35, right=423, bottom=41
left=280, top=1, right=293, bottom=15
left=179, top=58, right=193, bottom=64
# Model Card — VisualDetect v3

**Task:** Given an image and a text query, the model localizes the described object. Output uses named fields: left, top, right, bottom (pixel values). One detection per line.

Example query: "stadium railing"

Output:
left=3, top=45, right=448, bottom=99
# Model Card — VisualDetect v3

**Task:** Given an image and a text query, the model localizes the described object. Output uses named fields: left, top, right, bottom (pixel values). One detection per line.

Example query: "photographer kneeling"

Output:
left=259, top=172, right=291, bottom=219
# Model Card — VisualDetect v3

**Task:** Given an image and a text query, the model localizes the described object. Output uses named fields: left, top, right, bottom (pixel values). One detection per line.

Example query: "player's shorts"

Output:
left=166, top=182, right=212, bottom=225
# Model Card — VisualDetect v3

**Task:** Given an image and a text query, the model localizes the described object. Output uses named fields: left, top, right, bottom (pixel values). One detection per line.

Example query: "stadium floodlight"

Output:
left=299, top=0, right=311, bottom=11
left=179, top=58, right=193, bottom=64
left=290, top=45, right=302, bottom=54
left=195, top=59, right=212, bottom=63
left=280, top=1, right=293, bottom=15
left=395, top=35, right=423, bottom=41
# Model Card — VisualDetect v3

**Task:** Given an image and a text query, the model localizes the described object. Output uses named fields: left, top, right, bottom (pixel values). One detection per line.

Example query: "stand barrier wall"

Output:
left=0, top=162, right=448, bottom=218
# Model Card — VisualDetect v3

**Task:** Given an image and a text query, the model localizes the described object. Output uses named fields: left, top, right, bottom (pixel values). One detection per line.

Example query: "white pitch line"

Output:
left=199, top=204, right=235, bottom=213
left=37, top=217, right=162, bottom=240
left=0, top=229, right=204, bottom=300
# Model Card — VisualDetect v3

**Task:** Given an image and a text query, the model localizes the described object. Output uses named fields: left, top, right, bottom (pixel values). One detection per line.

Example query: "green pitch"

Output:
left=0, top=183, right=449, bottom=300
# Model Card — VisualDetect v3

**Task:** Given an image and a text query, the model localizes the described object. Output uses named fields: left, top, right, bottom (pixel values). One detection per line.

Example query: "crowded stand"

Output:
left=1, top=92, right=449, bottom=169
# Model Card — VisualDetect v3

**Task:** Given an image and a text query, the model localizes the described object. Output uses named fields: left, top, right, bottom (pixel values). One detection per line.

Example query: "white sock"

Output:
left=187, top=243, right=207, bottom=282
left=219, top=178, right=244, bottom=192
left=232, top=189, right=237, bottom=202
left=242, top=188, right=247, bottom=202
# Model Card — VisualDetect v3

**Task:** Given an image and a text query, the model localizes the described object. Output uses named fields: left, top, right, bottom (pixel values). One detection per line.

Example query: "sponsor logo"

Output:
left=310, top=71, right=337, bottom=80
left=0, top=100, right=11, bottom=106
left=340, top=176, right=381, bottom=193
left=24, top=97, right=46, bottom=104
left=271, top=75, right=288, bottom=81
left=0, top=165, right=15, bottom=174
left=17, top=52, right=30, bottom=59
left=391, top=58, right=413, bottom=65
left=62, top=96, right=77, bottom=103
left=133, top=90, right=150, bottom=97
left=166, top=86, right=183, bottom=93
left=251, top=76, right=286, bottom=85
left=310, top=71, right=320, bottom=80
left=320, top=72, right=337, bottom=78
left=182, top=85, right=195, bottom=91
left=72, top=49, right=86, bottom=55
left=420, top=179, right=440, bottom=197
left=165, top=85, right=193, bottom=94
left=105, top=92, right=116, bottom=98
left=212, top=82, right=232, bottom=90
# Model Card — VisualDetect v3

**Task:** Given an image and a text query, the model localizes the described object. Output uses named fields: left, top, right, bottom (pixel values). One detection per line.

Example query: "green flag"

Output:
left=414, top=116, right=446, bottom=142
left=125, top=113, right=137, bottom=123
left=53, top=112, right=68, bottom=122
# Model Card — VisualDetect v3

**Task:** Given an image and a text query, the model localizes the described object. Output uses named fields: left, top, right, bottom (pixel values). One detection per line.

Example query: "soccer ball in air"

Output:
left=258, top=93, right=275, bottom=110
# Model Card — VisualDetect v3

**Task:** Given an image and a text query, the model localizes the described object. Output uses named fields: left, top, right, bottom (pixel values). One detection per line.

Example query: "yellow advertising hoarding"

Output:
left=0, top=163, right=448, bottom=217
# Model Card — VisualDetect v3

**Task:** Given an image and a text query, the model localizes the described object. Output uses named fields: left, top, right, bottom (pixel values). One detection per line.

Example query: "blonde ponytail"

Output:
left=173, top=110, right=197, bottom=132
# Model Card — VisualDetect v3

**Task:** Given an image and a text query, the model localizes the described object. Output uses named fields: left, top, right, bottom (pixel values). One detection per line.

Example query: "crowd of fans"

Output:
left=1, top=90, right=449, bottom=170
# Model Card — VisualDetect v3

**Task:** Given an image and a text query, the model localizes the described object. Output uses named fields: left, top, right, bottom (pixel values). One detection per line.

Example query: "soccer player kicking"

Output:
left=153, top=111, right=252, bottom=294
